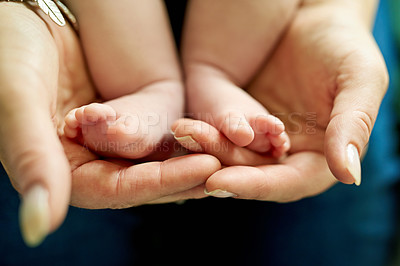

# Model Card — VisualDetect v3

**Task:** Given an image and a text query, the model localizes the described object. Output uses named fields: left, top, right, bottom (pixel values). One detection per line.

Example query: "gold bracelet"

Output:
left=1, top=0, right=78, bottom=31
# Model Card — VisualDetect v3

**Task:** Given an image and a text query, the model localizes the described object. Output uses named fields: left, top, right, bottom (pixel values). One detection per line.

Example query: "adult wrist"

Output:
left=0, top=0, right=78, bottom=31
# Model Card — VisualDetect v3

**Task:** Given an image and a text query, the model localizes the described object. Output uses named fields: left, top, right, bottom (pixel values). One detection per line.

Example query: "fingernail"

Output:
left=174, top=135, right=203, bottom=152
left=346, top=144, right=361, bottom=186
left=19, top=184, right=50, bottom=247
left=204, top=188, right=237, bottom=198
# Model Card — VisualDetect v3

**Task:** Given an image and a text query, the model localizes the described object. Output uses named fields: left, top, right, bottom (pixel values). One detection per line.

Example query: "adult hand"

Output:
left=0, top=3, right=220, bottom=247
left=173, top=0, right=387, bottom=201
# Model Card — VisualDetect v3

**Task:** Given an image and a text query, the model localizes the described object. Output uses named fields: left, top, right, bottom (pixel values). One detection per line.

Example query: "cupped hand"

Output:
left=248, top=0, right=387, bottom=186
left=0, top=3, right=220, bottom=247
left=173, top=0, right=387, bottom=201
left=0, top=2, right=90, bottom=246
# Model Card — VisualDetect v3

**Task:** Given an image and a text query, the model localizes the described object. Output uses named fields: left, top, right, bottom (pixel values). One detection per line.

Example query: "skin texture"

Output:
left=63, top=0, right=184, bottom=159
left=182, top=0, right=298, bottom=155
left=0, top=3, right=220, bottom=235
left=0, top=0, right=385, bottom=240
left=174, top=0, right=387, bottom=201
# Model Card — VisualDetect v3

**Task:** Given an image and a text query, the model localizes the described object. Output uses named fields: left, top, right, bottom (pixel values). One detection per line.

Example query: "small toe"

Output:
left=74, top=107, right=86, bottom=124
left=270, top=132, right=289, bottom=148
left=270, top=132, right=291, bottom=158
left=272, top=141, right=291, bottom=158
left=64, top=109, right=79, bottom=129
left=63, top=124, right=78, bottom=138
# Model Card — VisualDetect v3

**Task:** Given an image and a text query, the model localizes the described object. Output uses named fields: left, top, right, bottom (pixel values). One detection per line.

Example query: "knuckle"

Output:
left=352, top=110, right=374, bottom=143
left=157, top=161, right=165, bottom=192
left=109, top=168, right=137, bottom=209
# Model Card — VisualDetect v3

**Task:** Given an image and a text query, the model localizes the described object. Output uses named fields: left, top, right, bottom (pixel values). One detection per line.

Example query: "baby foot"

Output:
left=215, top=110, right=290, bottom=158
left=64, top=103, right=155, bottom=159
left=247, top=114, right=290, bottom=157
left=187, top=71, right=290, bottom=158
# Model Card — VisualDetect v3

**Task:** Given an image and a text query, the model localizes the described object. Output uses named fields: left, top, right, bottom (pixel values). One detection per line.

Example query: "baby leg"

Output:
left=186, top=66, right=290, bottom=157
left=183, top=0, right=298, bottom=156
left=64, top=81, right=182, bottom=158
left=64, top=0, right=183, bottom=158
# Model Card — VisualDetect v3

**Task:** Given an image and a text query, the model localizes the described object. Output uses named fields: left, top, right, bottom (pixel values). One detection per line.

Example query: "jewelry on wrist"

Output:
left=1, top=0, right=78, bottom=31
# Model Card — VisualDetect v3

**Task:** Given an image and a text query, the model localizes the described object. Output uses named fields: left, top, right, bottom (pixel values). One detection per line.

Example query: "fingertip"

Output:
left=174, top=135, right=204, bottom=152
left=170, top=118, right=187, bottom=133
left=325, top=146, right=354, bottom=185
left=325, top=139, right=360, bottom=186
left=346, top=143, right=361, bottom=186
left=325, top=115, right=365, bottom=185
left=204, top=188, right=237, bottom=198
left=19, top=184, right=50, bottom=247
left=205, top=166, right=264, bottom=199
left=19, top=179, right=70, bottom=248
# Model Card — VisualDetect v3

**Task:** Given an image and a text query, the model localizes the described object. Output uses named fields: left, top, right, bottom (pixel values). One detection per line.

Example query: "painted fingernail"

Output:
left=346, top=144, right=361, bottom=186
left=174, top=135, right=203, bottom=152
left=204, top=188, right=237, bottom=198
left=19, top=184, right=50, bottom=247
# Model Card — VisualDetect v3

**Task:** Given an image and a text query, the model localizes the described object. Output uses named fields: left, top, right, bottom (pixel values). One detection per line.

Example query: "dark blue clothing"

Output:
left=1, top=0, right=399, bottom=265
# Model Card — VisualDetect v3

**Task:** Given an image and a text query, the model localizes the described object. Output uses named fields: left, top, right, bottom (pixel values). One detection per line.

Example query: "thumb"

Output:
left=0, top=4, right=71, bottom=247
left=0, top=106, right=71, bottom=248
left=325, top=44, right=389, bottom=186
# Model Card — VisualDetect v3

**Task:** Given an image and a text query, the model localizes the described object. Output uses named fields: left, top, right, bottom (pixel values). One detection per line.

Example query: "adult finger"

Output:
left=62, top=138, right=221, bottom=208
left=325, top=32, right=388, bottom=185
left=205, top=152, right=337, bottom=202
left=138, top=185, right=207, bottom=205
left=0, top=3, right=70, bottom=247
left=171, top=118, right=276, bottom=166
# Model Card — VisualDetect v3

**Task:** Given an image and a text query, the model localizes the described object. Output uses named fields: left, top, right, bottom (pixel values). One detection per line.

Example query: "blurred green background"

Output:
left=389, top=0, right=400, bottom=45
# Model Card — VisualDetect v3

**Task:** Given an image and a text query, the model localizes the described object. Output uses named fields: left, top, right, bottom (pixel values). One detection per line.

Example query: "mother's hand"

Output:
left=0, top=3, right=220, bottom=247
left=173, top=0, right=387, bottom=201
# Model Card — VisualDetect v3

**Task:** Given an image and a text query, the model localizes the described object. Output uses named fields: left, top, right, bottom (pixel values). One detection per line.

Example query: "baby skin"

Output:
left=63, top=0, right=183, bottom=159
left=182, top=0, right=300, bottom=157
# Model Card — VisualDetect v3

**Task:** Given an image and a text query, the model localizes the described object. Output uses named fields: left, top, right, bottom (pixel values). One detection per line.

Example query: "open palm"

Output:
left=248, top=2, right=387, bottom=183
left=174, top=2, right=388, bottom=202
left=0, top=3, right=220, bottom=246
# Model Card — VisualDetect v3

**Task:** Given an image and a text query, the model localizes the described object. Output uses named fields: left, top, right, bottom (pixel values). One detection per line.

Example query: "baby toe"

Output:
left=272, top=141, right=291, bottom=158
left=74, top=106, right=86, bottom=124
left=64, top=110, right=79, bottom=129
left=270, top=132, right=289, bottom=148
left=63, top=124, right=78, bottom=138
